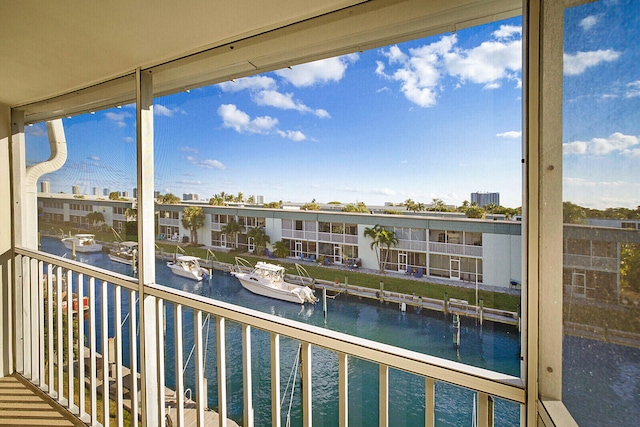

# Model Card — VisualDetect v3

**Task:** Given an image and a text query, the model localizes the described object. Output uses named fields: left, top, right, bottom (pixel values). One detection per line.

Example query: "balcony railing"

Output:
left=429, top=242, right=483, bottom=257
left=14, top=246, right=524, bottom=426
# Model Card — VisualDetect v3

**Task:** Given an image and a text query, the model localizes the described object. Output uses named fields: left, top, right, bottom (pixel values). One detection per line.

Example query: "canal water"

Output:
left=41, top=237, right=522, bottom=426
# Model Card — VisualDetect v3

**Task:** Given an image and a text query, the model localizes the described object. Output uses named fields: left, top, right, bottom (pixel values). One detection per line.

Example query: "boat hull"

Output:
left=234, top=275, right=305, bottom=304
left=108, top=254, right=133, bottom=265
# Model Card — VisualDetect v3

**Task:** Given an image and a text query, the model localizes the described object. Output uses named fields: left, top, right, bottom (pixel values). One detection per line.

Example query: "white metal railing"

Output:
left=429, top=242, right=483, bottom=257
left=14, top=246, right=524, bottom=426
left=159, top=218, right=180, bottom=226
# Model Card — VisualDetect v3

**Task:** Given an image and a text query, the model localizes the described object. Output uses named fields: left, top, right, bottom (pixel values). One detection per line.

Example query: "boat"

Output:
left=61, top=234, right=103, bottom=253
left=231, top=260, right=318, bottom=304
left=108, top=241, right=138, bottom=265
left=167, top=255, right=209, bottom=281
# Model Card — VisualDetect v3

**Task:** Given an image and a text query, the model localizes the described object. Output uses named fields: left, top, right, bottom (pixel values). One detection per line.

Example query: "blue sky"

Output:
left=26, top=0, right=639, bottom=210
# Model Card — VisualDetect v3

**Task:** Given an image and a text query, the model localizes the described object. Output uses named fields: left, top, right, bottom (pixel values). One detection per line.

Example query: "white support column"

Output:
left=11, top=109, right=27, bottom=248
left=136, top=68, right=160, bottom=427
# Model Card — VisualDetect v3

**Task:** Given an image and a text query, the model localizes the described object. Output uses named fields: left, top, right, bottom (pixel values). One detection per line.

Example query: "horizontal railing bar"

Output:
left=145, top=283, right=525, bottom=404
left=16, top=246, right=138, bottom=292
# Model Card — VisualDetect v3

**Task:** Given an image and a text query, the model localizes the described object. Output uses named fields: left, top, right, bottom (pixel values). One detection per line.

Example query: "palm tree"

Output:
left=363, top=224, right=399, bottom=273
left=157, top=193, right=181, bottom=204
left=180, top=206, right=204, bottom=244
left=272, top=240, right=290, bottom=258
left=209, top=196, right=225, bottom=206
left=220, top=219, right=244, bottom=249
left=247, top=226, right=270, bottom=254
left=86, top=211, right=105, bottom=228
left=124, top=207, right=137, bottom=220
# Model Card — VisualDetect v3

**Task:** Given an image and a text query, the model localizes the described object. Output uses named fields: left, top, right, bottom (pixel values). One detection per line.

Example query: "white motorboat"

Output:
left=231, top=261, right=317, bottom=304
left=61, top=234, right=103, bottom=253
left=167, top=255, right=209, bottom=281
left=108, top=241, right=138, bottom=265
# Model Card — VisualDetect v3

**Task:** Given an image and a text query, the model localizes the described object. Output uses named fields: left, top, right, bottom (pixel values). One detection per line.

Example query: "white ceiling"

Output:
left=0, top=0, right=365, bottom=108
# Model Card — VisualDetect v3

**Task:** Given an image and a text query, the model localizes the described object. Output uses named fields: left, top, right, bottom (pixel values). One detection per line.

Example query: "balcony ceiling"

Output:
left=0, top=0, right=367, bottom=108
left=0, top=0, right=521, bottom=117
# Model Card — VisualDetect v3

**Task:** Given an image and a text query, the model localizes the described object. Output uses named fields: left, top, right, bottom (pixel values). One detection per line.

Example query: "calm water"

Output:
left=43, top=237, right=640, bottom=426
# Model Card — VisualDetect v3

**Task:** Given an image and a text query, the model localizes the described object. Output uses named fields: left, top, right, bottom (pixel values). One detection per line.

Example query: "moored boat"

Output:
left=231, top=261, right=317, bottom=304
left=167, top=255, right=209, bottom=281
left=61, top=234, right=103, bottom=253
left=108, top=241, right=138, bottom=265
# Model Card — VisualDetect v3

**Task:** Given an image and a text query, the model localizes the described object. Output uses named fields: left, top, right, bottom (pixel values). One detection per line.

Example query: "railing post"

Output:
left=242, top=324, right=253, bottom=427
left=271, top=333, right=281, bottom=427
left=425, top=377, right=435, bottom=427
left=379, top=364, right=389, bottom=427
left=338, top=352, right=348, bottom=427
left=301, top=342, right=312, bottom=427
left=476, top=392, right=494, bottom=427
left=217, top=316, right=228, bottom=427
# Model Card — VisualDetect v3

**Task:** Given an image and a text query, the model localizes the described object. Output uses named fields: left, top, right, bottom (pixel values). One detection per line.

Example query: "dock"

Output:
left=157, top=251, right=521, bottom=327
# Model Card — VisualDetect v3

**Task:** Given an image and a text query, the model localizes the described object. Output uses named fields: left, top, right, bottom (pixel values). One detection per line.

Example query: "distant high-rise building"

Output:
left=121, top=191, right=129, bottom=198
left=154, top=191, right=160, bottom=199
left=133, top=188, right=137, bottom=198
left=471, top=191, right=500, bottom=207
left=72, top=185, right=81, bottom=195
left=256, top=195, right=265, bottom=204
left=103, top=188, right=110, bottom=197
left=40, top=181, right=50, bottom=193
left=183, top=193, right=199, bottom=201
left=93, top=187, right=100, bottom=196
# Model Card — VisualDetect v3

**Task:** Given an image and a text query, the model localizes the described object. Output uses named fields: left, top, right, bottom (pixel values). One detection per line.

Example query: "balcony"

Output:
left=11, top=246, right=524, bottom=426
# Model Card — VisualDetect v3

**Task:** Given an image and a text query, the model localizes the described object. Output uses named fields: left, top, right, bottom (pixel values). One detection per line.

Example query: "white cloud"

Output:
left=123, top=136, right=134, bottom=143
left=625, top=80, right=640, bottom=98
left=155, top=104, right=184, bottom=117
left=87, top=155, right=100, bottom=161
left=253, top=90, right=330, bottom=118
left=444, top=38, right=522, bottom=86
left=382, top=45, right=408, bottom=64
left=277, top=130, right=307, bottom=141
left=563, top=49, right=620, bottom=75
left=378, top=27, right=522, bottom=107
left=105, top=111, right=131, bottom=127
left=497, top=131, right=522, bottom=139
left=275, top=54, right=358, bottom=87
left=217, top=104, right=278, bottom=134
left=493, top=25, right=522, bottom=39
left=218, top=76, right=276, bottom=92
left=579, top=15, right=599, bottom=31
left=563, top=132, right=639, bottom=156
left=186, top=156, right=226, bottom=170
left=178, top=180, right=203, bottom=185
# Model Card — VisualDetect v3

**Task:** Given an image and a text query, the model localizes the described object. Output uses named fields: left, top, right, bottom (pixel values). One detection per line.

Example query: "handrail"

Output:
left=16, top=246, right=138, bottom=292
